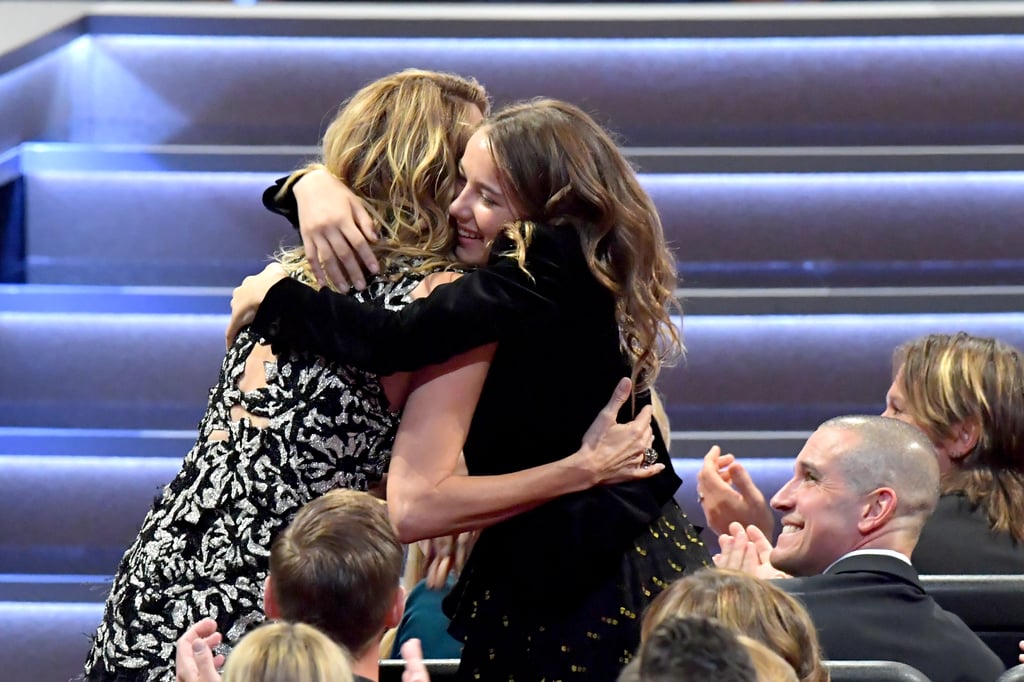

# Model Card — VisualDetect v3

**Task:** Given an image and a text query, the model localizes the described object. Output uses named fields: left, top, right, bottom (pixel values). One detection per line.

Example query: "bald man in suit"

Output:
left=716, top=416, right=1004, bottom=682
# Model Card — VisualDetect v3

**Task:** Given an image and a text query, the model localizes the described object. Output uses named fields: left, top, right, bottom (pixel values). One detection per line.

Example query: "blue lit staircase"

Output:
left=2, top=3, right=1024, bottom=680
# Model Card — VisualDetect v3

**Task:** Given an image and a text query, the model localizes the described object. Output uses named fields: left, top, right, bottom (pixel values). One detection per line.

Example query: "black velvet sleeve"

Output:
left=262, top=176, right=300, bottom=229
left=249, top=228, right=568, bottom=374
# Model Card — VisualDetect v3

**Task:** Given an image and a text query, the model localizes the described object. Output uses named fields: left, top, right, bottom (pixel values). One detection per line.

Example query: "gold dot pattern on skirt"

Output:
left=457, top=504, right=708, bottom=680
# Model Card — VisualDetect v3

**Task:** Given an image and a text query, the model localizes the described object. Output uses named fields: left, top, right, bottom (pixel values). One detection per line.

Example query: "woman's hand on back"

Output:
left=573, top=377, right=663, bottom=485
left=226, top=263, right=288, bottom=348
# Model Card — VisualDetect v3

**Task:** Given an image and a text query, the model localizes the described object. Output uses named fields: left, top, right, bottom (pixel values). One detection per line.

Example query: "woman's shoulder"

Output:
left=927, top=492, right=987, bottom=527
left=413, top=270, right=463, bottom=300
left=916, top=494, right=1024, bottom=573
left=356, top=258, right=447, bottom=303
left=528, top=222, right=580, bottom=251
left=488, top=223, right=586, bottom=279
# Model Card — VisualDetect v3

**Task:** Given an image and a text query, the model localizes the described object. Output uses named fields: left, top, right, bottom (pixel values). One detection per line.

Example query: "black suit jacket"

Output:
left=779, top=554, right=1005, bottom=682
left=914, top=494, right=1024, bottom=575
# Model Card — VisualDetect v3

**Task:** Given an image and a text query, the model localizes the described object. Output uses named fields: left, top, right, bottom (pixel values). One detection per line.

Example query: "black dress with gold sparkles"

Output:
left=252, top=225, right=713, bottom=681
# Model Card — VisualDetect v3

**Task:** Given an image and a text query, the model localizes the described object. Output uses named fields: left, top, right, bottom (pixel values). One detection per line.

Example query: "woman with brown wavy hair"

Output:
left=230, top=98, right=712, bottom=681
left=641, top=568, right=829, bottom=682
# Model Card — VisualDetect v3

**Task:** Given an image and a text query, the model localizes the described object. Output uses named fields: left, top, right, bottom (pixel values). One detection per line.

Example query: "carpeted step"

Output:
left=11, top=33, right=1024, bottom=148
left=18, top=146, right=1024, bottom=288
left=0, top=433, right=791, bottom=577
left=3, top=301, right=1022, bottom=431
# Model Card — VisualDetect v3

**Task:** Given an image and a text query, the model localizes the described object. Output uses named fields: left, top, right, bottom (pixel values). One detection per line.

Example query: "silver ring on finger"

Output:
left=641, top=447, right=659, bottom=467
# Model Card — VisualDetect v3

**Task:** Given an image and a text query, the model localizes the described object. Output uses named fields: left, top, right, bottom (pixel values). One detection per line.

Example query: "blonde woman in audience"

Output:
left=641, top=568, right=828, bottom=682
left=220, top=622, right=353, bottom=682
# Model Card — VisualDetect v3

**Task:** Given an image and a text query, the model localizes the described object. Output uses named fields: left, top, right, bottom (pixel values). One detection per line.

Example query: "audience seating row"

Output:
left=923, top=576, right=1024, bottom=670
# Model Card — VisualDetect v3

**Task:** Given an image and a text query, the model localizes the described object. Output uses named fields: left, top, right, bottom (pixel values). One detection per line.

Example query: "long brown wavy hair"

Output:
left=278, top=69, right=489, bottom=287
left=894, top=332, right=1024, bottom=542
left=481, top=99, right=682, bottom=391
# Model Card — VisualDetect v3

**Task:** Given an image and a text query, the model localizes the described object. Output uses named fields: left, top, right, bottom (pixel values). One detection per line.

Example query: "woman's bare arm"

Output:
left=386, top=355, right=659, bottom=543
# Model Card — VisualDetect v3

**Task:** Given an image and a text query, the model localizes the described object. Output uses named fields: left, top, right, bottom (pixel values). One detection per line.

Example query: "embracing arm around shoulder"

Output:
left=387, top=363, right=661, bottom=543
left=262, top=166, right=379, bottom=291
left=246, top=230, right=564, bottom=375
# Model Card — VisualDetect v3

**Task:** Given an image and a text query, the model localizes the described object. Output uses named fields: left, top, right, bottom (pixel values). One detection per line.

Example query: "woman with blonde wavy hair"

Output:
left=221, top=622, right=353, bottom=682
left=84, top=74, right=657, bottom=682
left=641, top=568, right=829, bottom=682
left=230, top=98, right=713, bottom=680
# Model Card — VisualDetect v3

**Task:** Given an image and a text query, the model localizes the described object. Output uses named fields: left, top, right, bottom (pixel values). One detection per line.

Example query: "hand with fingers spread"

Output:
left=175, top=618, right=225, bottom=682
left=697, top=446, right=774, bottom=537
left=573, top=377, right=664, bottom=486
left=714, top=521, right=788, bottom=580
left=400, top=638, right=432, bottom=682
left=292, top=167, right=379, bottom=292
left=226, top=262, right=289, bottom=348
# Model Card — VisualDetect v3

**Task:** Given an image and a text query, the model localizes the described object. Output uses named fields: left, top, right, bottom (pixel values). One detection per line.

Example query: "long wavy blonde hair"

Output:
left=480, top=99, right=682, bottom=391
left=894, top=332, right=1024, bottom=542
left=278, top=69, right=489, bottom=287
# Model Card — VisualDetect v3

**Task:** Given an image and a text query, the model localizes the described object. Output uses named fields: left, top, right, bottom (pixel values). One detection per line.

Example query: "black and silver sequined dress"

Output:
left=82, top=265, right=430, bottom=682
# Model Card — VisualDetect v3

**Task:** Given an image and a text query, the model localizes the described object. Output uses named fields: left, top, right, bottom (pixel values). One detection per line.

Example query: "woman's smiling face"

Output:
left=450, top=128, right=519, bottom=266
